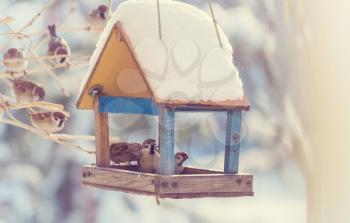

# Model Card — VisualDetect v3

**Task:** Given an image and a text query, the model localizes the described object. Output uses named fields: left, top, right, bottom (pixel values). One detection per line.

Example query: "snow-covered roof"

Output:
left=77, top=0, right=248, bottom=110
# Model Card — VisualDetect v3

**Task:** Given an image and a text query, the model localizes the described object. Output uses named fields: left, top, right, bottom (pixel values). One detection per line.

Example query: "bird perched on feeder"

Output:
left=110, top=142, right=142, bottom=164
left=47, top=25, right=71, bottom=67
left=174, top=152, right=189, bottom=174
left=10, top=79, right=45, bottom=103
left=89, top=5, right=108, bottom=31
left=29, top=111, right=67, bottom=133
left=153, top=151, right=189, bottom=174
left=138, top=138, right=159, bottom=173
left=3, top=48, right=28, bottom=75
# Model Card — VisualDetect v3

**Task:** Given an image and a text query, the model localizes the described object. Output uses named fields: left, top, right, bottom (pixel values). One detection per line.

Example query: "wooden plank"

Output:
left=157, top=174, right=253, bottom=195
left=159, top=107, right=175, bottom=175
left=159, top=192, right=254, bottom=199
left=94, top=97, right=110, bottom=167
left=99, top=96, right=159, bottom=115
left=224, top=110, right=242, bottom=173
left=110, top=165, right=223, bottom=174
left=182, top=166, right=223, bottom=174
left=81, top=166, right=253, bottom=198
left=82, top=166, right=156, bottom=193
left=175, top=108, right=228, bottom=112
left=82, top=183, right=156, bottom=197
left=158, top=97, right=250, bottom=111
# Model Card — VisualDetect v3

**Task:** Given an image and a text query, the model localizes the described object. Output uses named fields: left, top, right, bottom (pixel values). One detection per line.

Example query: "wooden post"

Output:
left=159, top=107, right=175, bottom=175
left=224, top=110, right=242, bottom=174
left=94, top=96, right=110, bottom=167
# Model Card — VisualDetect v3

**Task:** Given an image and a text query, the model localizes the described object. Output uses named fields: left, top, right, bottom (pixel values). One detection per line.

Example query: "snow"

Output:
left=79, top=0, right=244, bottom=103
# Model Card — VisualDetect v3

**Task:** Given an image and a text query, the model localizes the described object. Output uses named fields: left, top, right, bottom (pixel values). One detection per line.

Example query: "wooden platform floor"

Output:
left=82, top=165, right=254, bottom=199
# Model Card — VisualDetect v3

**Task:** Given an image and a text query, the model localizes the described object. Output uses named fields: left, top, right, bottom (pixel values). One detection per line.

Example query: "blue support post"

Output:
left=159, top=107, right=175, bottom=175
left=224, top=110, right=242, bottom=174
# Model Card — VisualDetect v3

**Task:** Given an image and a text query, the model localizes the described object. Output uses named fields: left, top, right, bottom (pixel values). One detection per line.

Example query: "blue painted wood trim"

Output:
left=159, top=107, right=175, bottom=175
left=98, top=96, right=159, bottom=115
left=224, top=110, right=242, bottom=174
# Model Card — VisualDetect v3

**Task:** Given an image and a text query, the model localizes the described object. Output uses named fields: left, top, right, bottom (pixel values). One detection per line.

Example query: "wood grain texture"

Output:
left=224, top=110, right=242, bottom=173
left=82, top=166, right=156, bottom=193
left=110, top=165, right=222, bottom=174
left=81, top=165, right=253, bottom=198
left=94, top=98, right=110, bottom=167
left=156, top=174, right=253, bottom=195
left=159, top=107, right=175, bottom=175
left=159, top=192, right=254, bottom=199
left=158, top=97, right=250, bottom=111
left=181, top=166, right=223, bottom=174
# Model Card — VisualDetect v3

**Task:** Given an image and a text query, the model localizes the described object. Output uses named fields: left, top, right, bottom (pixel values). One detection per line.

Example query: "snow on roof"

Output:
left=79, top=0, right=244, bottom=105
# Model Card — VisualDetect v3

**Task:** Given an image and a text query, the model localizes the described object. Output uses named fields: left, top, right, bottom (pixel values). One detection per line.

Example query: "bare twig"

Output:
left=1, top=118, right=95, bottom=154
left=31, top=0, right=79, bottom=47
left=4, top=24, right=70, bottom=97
left=107, top=0, right=113, bottom=22
left=51, top=134, right=119, bottom=142
left=28, top=26, right=101, bottom=37
left=0, top=60, right=88, bottom=79
left=0, top=16, right=14, bottom=25
left=0, top=97, right=94, bottom=154
left=8, top=101, right=64, bottom=111
left=0, top=54, right=90, bottom=63
left=0, top=0, right=56, bottom=51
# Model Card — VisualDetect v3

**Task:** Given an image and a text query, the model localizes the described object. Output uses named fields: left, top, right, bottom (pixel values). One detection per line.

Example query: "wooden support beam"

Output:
left=224, top=110, right=242, bottom=173
left=159, top=107, right=175, bottom=175
left=94, top=97, right=110, bottom=167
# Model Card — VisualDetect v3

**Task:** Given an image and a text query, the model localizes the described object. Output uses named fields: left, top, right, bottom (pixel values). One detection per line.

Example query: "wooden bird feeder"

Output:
left=76, top=22, right=253, bottom=199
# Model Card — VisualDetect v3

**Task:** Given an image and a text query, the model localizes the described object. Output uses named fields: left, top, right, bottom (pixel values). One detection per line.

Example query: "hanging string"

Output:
left=208, top=0, right=223, bottom=48
left=106, top=0, right=113, bottom=25
left=157, top=0, right=162, bottom=39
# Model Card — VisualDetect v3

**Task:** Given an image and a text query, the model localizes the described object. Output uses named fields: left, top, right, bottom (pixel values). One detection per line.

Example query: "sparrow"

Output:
left=138, top=138, right=159, bottom=173
left=174, top=152, right=189, bottom=174
left=3, top=48, right=28, bottom=75
left=153, top=151, right=189, bottom=174
left=10, top=79, right=45, bottom=103
left=47, top=24, right=71, bottom=66
left=89, top=5, right=108, bottom=31
left=29, top=111, right=67, bottom=133
left=110, top=142, right=142, bottom=164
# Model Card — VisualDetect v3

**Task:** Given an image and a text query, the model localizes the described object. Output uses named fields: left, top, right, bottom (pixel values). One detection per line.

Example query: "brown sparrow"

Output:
left=138, top=138, right=159, bottom=173
left=153, top=151, right=189, bottom=174
left=29, top=111, right=67, bottom=133
left=3, top=48, right=28, bottom=75
left=47, top=25, right=71, bottom=66
left=10, top=79, right=45, bottom=103
left=89, top=5, right=108, bottom=31
left=174, top=152, right=189, bottom=174
left=110, top=142, right=142, bottom=164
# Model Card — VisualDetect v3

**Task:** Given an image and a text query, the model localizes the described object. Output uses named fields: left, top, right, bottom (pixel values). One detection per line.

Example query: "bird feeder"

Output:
left=77, top=1, right=253, bottom=199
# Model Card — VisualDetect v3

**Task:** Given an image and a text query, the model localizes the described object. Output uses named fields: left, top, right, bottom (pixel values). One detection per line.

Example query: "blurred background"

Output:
left=0, top=0, right=349, bottom=222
